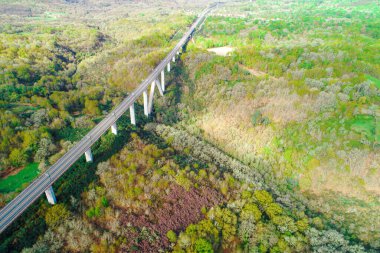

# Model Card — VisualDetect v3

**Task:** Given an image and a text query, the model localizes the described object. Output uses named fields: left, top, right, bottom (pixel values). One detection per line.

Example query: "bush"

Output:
left=265, top=203, right=283, bottom=219
left=45, top=204, right=70, bottom=228
left=296, top=218, right=309, bottom=232
left=167, top=230, right=177, bottom=243
left=195, top=238, right=213, bottom=253
left=241, top=203, right=262, bottom=222
left=251, top=110, right=270, bottom=126
left=254, top=190, right=273, bottom=209
left=8, top=148, right=28, bottom=167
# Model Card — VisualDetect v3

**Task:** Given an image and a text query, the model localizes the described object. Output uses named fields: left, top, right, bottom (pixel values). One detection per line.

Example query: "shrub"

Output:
left=45, top=204, right=70, bottom=227
left=296, top=218, right=309, bottom=232
left=265, top=203, right=283, bottom=219
left=272, top=216, right=297, bottom=234
left=241, top=203, right=262, bottom=222
left=101, top=196, right=109, bottom=207
left=85, top=207, right=101, bottom=218
left=167, top=230, right=177, bottom=243
left=195, top=238, right=213, bottom=253
left=254, top=190, right=273, bottom=209
left=8, top=148, right=28, bottom=167
left=251, top=110, right=270, bottom=126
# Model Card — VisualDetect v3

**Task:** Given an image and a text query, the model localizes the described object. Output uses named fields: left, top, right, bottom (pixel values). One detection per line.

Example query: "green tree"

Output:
left=208, top=207, right=237, bottom=248
left=265, top=203, right=283, bottom=219
left=84, top=98, right=101, bottom=115
left=9, top=148, right=27, bottom=167
left=167, top=230, right=177, bottom=243
left=45, top=204, right=70, bottom=227
left=241, top=203, right=262, bottom=222
left=254, top=190, right=273, bottom=209
left=195, top=238, right=213, bottom=253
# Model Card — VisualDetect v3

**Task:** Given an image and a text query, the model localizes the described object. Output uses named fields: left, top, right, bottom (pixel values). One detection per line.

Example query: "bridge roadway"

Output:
left=0, top=4, right=216, bottom=233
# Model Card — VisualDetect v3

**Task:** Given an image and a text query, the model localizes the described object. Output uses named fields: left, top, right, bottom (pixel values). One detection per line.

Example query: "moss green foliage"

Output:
left=45, top=204, right=70, bottom=227
left=167, top=230, right=178, bottom=243
left=194, top=238, right=213, bottom=253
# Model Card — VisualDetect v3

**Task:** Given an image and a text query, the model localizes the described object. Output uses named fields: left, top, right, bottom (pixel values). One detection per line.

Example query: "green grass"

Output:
left=350, top=114, right=379, bottom=144
left=54, top=127, right=90, bottom=142
left=366, top=75, right=380, bottom=89
left=0, top=163, right=39, bottom=193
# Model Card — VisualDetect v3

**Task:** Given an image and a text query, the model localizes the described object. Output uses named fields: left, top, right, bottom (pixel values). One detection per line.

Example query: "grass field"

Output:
left=367, top=75, right=380, bottom=89
left=0, top=163, right=39, bottom=193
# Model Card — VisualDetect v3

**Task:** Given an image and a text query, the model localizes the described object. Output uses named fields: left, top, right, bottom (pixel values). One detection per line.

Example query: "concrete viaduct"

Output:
left=0, top=4, right=217, bottom=233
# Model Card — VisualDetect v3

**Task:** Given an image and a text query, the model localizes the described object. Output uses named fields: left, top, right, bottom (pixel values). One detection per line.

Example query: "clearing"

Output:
left=207, top=46, right=235, bottom=56
left=0, top=163, right=39, bottom=193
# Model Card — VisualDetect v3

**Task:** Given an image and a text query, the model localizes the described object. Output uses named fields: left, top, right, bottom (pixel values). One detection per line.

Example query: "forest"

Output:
left=0, top=0, right=379, bottom=252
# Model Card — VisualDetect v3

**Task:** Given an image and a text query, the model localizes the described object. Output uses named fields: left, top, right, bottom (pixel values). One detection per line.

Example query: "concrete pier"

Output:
left=148, top=81, right=155, bottom=114
left=85, top=149, right=93, bottom=163
left=167, top=62, right=170, bottom=72
left=45, top=186, right=56, bottom=205
left=130, top=104, right=136, bottom=125
left=111, top=123, right=117, bottom=135
left=143, top=91, right=149, bottom=116
left=161, top=70, right=165, bottom=92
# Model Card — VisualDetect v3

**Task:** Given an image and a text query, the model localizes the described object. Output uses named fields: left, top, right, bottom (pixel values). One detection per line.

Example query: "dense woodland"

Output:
left=0, top=0, right=192, bottom=203
left=0, top=0, right=379, bottom=252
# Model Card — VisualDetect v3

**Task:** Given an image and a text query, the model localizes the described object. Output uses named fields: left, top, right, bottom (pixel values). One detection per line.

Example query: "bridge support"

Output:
left=177, top=51, right=179, bottom=55
left=167, top=62, right=170, bottom=72
left=148, top=81, right=155, bottom=114
left=143, top=91, right=149, bottom=116
left=45, top=186, right=56, bottom=205
left=130, top=104, right=136, bottom=125
left=85, top=149, right=93, bottom=163
left=172, top=56, right=175, bottom=62
left=111, top=123, right=117, bottom=135
left=161, top=70, right=165, bottom=92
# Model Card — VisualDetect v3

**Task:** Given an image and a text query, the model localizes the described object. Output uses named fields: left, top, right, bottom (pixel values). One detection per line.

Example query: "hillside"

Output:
left=160, top=0, right=380, bottom=248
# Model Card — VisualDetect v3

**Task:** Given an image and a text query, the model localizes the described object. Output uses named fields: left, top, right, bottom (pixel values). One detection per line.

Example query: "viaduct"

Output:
left=0, top=4, right=217, bottom=233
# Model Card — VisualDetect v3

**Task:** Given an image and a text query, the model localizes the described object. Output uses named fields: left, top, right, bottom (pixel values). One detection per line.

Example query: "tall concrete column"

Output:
left=161, top=70, right=165, bottom=92
left=143, top=91, right=149, bottom=116
left=130, top=104, right=136, bottom=125
left=85, top=149, right=93, bottom=163
left=177, top=51, right=180, bottom=55
left=167, top=62, right=170, bottom=72
left=45, top=186, right=57, bottom=205
left=111, top=122, right=117, bottom=135
left=172, top=56, right=175, bottom=62
left=148, top=81, right=155, bottom=114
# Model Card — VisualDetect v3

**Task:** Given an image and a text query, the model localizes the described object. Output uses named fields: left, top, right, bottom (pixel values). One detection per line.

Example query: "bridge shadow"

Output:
left=153, top=47, right=191, bottom=125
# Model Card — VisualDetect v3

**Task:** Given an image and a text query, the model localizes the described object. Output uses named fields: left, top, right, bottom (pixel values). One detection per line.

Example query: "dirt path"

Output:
left=0, top=166, right=25, bottom=179
left=238, top=64, right=267, bottom=77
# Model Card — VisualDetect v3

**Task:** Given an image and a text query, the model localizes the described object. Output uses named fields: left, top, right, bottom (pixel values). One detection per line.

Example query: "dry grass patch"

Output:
left=207, top=46, right=235, bottom=56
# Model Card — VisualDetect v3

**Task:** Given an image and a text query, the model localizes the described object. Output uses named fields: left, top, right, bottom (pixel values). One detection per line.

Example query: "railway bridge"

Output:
left=0, top=4, right=217, bottom=233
